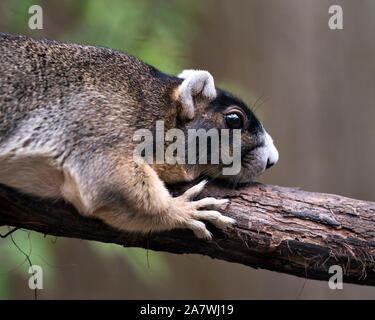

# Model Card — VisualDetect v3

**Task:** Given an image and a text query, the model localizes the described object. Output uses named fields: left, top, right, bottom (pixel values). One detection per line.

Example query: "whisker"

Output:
left=232, top=174, right=241, bottom=191
left=253, top=94, right=270, bottom=114
left=251, top=93, right=264, bottom=113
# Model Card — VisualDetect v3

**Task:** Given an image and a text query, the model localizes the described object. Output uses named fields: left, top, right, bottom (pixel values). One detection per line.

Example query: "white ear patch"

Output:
left=176, top=69, right=217, bottom=120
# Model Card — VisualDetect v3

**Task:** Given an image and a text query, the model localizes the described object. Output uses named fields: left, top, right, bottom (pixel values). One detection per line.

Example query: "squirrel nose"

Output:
left=264, top=131, right=279, bottom=170
left=266, top=158, right=275, bottom=169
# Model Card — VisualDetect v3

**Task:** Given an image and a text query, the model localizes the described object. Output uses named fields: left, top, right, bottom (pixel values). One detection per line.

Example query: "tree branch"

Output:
left=0, top=182, right=374, bottom=286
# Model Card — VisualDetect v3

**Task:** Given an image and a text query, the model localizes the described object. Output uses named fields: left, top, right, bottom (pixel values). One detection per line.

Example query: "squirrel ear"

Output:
left=175, top=69, right=217, bottom=120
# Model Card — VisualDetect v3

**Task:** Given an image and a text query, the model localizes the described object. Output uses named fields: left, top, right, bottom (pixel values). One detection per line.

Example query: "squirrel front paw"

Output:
left=172, top=180, right=237, bottom=239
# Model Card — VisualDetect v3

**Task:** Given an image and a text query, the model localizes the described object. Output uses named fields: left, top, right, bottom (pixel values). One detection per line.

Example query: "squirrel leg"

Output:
left=63, top=157, right=236, bottom=239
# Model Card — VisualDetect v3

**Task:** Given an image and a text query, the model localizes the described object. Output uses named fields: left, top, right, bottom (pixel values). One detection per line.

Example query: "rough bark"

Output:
left=0, top=182, right=374, bottom=286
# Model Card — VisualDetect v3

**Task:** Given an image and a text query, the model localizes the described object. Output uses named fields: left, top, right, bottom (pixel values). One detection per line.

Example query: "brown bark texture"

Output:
left=0, top=182, right=374, bottom=286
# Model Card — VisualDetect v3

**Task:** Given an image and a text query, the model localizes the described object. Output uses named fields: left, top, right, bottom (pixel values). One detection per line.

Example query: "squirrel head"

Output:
left=152, top=69, right=279, bottom=184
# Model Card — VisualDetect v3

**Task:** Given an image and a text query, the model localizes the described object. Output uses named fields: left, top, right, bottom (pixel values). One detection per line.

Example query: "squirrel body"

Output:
left=0, top=33, right=278, bottom=239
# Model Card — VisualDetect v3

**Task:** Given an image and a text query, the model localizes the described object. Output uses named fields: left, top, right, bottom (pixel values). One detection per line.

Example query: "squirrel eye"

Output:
left=225, top=113, right=244, bottom=129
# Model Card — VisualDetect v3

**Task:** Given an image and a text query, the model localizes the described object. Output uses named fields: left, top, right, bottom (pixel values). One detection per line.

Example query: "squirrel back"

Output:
left=0, top=33, right=181, bottom=147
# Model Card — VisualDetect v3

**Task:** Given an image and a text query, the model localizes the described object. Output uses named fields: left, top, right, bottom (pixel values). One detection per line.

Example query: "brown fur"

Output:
left=0, top=33, right=241, bottom=239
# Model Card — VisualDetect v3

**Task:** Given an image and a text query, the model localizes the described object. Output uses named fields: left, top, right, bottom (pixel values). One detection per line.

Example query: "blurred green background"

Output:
left=0, top=0, right=374, bottom=299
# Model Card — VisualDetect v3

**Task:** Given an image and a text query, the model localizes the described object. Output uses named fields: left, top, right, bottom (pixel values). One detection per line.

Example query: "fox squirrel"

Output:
left=0, top=33, right=278, bottom=239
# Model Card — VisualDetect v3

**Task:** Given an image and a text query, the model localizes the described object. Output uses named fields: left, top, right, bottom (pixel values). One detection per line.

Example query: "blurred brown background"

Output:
left=0, top=0, right=374, bottom=299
